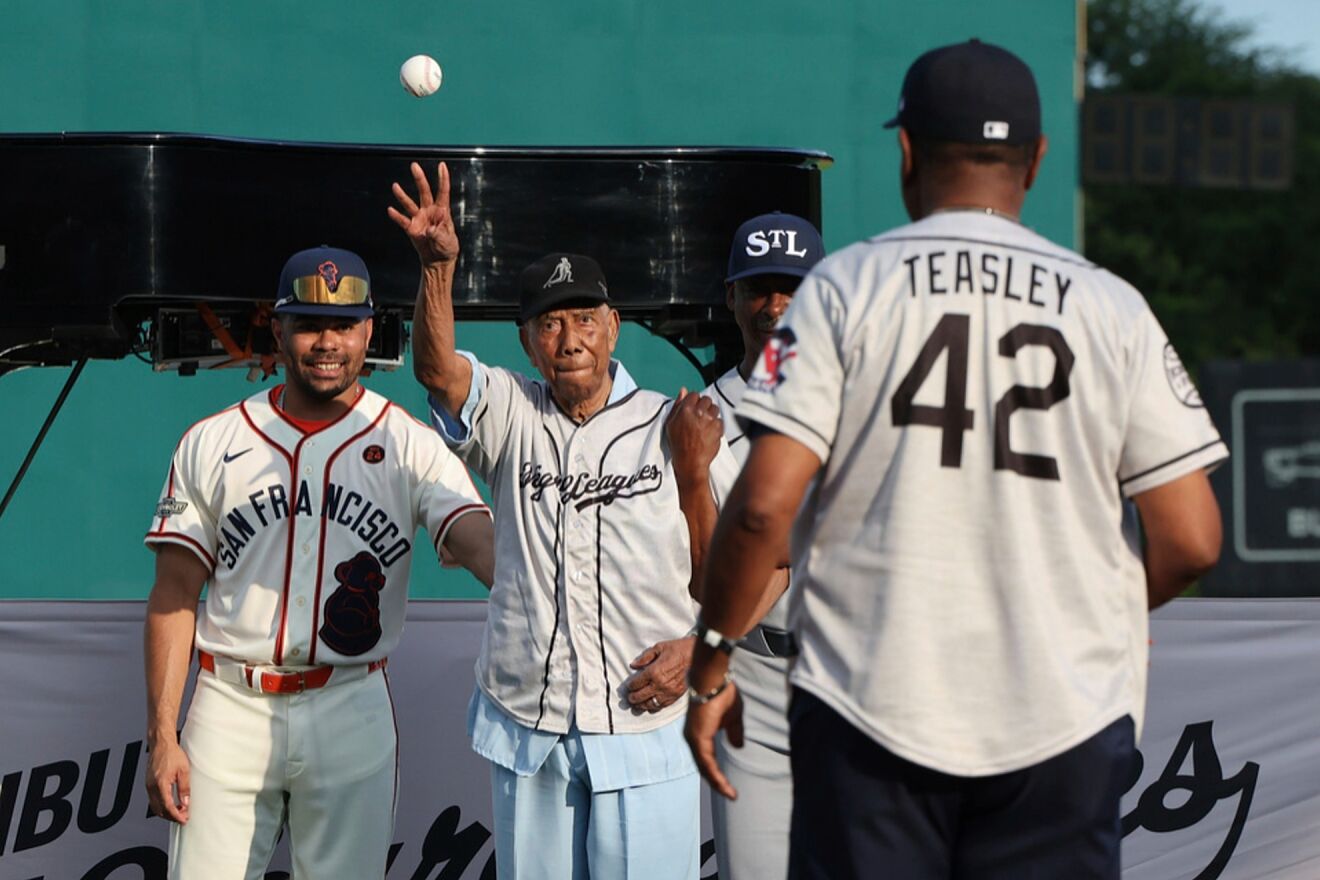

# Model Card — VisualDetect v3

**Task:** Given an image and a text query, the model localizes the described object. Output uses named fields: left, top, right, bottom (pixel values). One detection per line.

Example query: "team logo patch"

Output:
left=1163, top=343, right=1204, bottom=408
left=155, top=497, right=188, bottom=518
left=543, top=257, right=573, bottom=288
left=363, top=444, right=385, bottom=464
left=319, top=551, right=387, bottom=656
left=317, top=260, right=341, bottom=292
left=747, top=327, right=798, bottom=393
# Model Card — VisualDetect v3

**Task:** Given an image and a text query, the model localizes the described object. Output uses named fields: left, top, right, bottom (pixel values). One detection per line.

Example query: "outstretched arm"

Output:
left=143, top=544, right=208, bottom=824
left=389, top=161, right=473, bottom=417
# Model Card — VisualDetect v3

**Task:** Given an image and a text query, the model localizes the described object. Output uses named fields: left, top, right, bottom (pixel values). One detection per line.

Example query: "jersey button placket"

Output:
left=564, top=439, right=601, bottom=729
left=285, top=440, right=325, bottom=664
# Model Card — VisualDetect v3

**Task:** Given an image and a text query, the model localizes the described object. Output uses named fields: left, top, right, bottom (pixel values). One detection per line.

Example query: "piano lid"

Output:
left=0, top=133, right=829, bottom=369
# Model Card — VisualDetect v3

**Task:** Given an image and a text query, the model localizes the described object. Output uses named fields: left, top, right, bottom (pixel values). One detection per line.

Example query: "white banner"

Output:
left=1121, top=600, right=1320, bottom=879
left=0, top=600, right=1317, bottom=879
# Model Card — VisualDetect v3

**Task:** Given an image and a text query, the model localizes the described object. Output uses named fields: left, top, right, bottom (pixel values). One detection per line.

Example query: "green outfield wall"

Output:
left=0, top=0, right=1081, bottom=598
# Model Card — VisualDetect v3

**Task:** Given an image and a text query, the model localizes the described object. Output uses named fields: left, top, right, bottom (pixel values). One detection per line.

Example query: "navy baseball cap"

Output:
left=725, top=212, right=825, bottom=284
left=884, top=39, right=1041, bottom=146
left=274, top=246, right=374, bottom=319
left=518, top=253, right=611, bottom=324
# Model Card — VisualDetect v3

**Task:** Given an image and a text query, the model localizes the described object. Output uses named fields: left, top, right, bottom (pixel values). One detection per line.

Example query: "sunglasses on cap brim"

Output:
left=289, top=274, right=371, bottom=305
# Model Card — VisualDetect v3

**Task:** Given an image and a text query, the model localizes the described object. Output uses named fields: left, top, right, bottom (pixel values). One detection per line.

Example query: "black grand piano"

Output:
left=0, top=133, right=829, bottom=378
left=0, top=133, right=829, bottom=516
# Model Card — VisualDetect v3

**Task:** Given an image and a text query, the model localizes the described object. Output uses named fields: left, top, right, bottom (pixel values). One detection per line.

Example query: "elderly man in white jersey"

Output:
left=143, top=245, right=495, bottom=879
left=390, top=161, right=736, bottom=879
left=702, top=212, right=822, bottom=880
left=685, top=40, right=1226, bottom=879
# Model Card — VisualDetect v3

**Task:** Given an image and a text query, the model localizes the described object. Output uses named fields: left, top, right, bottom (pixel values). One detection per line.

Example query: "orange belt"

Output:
left=197, top=649, right=386, bottom=695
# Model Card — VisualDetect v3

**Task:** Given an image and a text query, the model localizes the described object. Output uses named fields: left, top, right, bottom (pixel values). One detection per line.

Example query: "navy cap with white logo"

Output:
left=883, top=39, right=1041, bottom=146
left=274, top=246, right=375, bottom=319
left=518, top=253, right=611, bottom=324
left=725, top=212, right=824, bottom=284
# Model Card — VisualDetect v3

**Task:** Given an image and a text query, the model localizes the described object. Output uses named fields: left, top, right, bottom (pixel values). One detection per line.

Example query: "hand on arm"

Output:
left=1133, top=468, right=1222, bottom=609
left=685, top=430, right=819, bottom=799
left=389, top=161, right=473, bottom=416
left=665, top=389, right=724, bottom=600
left=625, top=636, right=696, bottom=712
left=143, top=544, right=208, bottom=824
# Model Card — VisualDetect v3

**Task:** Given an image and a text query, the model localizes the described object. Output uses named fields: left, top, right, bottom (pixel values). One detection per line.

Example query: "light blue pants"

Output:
left=489, top=729, right=700, bottom=880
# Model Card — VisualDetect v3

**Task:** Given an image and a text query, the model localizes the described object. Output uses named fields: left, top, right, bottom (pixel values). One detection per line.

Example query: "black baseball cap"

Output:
left=884, top=39, right=1041, bottom=146
left=274, top=246, right=375, bottom=319
left=725, top=212, right=824, bottom=283
left=518, top=253, right=611, bottom=324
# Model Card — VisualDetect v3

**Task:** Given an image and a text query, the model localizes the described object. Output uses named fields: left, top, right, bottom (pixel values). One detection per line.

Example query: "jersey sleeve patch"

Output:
left=155, top=497, right=189, bottom=518
left=747, top=327, right=798, bottom=394
left=1162, top=343, right=1204, bottom=408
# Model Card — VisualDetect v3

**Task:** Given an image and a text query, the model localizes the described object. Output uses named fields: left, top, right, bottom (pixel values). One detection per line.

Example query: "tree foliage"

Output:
left=1085, top=0, right=1320, bottom=363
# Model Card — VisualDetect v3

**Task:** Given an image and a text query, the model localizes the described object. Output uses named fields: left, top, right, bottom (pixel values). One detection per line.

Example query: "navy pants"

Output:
left=787, top=689, right=1134, bottom=880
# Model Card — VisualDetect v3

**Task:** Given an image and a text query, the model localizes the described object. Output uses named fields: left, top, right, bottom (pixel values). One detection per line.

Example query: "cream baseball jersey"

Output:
left=445, top=361, right=739, bottom=735
left=738, top=211, right=1228, bottom=776
left=145, top=385, right=489, bottom=666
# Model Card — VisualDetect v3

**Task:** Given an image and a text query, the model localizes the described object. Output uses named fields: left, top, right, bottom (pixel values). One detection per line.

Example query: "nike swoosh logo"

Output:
left=223, top=449, right=252, bottom=463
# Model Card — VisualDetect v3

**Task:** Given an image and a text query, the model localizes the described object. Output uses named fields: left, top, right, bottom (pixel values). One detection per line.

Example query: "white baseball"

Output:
left=400, top=54, right=443, bottom=97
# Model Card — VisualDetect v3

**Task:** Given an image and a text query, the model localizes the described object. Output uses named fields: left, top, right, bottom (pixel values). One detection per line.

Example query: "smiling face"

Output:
left=519, top=303, right=620, bottom=419
left=273, top=314, right=373, bottom=411
left=728, top=273, right=801, bottom=374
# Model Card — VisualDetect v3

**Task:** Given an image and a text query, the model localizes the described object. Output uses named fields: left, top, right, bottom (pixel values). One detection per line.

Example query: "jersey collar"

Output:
left=606, top=359, right=637, bottom=404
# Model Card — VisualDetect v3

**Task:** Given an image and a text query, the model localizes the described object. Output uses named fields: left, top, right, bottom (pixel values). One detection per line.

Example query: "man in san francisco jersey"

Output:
left=702, top=212, right=822, bottom=880
left=686, top=40, right=1226, bottom=878
left=143, top=246, right=494, bottom=880
left=392, top=161, right=737, bottom=879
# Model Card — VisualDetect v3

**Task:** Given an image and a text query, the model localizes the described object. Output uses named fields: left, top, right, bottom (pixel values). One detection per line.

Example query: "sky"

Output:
left=1212, top=0, right=1320, bottom=75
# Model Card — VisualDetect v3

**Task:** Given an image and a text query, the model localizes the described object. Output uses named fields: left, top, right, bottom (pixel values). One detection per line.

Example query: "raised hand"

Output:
left=388, top=161, right=459, bottom=266
left=665, top=388, right=723, bottom=483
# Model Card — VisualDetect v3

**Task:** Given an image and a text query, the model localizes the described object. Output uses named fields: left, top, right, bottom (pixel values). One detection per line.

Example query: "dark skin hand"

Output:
left=666, top=388, right=723, bottom=480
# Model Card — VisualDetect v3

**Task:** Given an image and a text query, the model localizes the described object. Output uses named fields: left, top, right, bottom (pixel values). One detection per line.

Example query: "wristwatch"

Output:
left=695, top=619, right=737, bottom=655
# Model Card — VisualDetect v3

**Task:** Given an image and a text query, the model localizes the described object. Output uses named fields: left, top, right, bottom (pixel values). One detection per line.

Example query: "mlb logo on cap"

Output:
left=726, top=212, right=825, bottom=283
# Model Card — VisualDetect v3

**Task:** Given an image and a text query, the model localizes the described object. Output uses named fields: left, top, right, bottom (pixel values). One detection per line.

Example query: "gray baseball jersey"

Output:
left=737, top=211, right=1228, bottom=777
left=704, top=368, right=791, bottom=747
left=705, top=368, right=794, bottom=880
left=444, top=360, right=739, bottom=735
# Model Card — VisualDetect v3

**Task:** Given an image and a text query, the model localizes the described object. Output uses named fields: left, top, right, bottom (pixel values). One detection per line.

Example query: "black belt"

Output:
left=739, top=625, right=798, bottom=659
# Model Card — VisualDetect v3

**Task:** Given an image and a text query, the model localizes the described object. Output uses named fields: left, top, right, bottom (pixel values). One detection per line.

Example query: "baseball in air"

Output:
left=399, top=54, right=443, bottom=97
